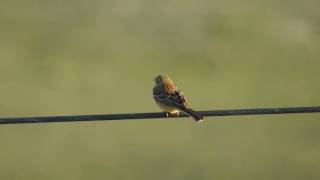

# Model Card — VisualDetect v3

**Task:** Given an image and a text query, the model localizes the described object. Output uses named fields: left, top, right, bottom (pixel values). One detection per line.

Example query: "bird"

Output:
left=153, top=74, right=203, bottom=122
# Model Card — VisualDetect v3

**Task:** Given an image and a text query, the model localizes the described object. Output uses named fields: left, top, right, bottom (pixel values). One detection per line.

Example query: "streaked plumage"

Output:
left=153, top=75, right=203, bottom=122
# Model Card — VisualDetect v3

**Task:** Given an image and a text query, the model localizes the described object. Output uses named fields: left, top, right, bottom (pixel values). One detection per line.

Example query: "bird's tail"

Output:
left=181, top=107, right=204, bottom=122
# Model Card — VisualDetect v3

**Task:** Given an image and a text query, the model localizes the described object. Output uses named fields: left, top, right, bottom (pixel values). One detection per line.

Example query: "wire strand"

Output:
left=0, top=106, right=319, bottom=125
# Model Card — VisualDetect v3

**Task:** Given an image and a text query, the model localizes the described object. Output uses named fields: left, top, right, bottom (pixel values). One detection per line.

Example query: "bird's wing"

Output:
left=153, top=87, right=188, bottom=108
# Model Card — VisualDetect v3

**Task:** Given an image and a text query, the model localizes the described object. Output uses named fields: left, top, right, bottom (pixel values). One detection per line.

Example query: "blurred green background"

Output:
left=0, top=0, right=320, bottom=179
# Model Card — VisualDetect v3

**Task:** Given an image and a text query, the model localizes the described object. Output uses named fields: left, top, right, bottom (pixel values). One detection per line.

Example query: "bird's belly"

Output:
left=155, top=101, right=180, bottom=114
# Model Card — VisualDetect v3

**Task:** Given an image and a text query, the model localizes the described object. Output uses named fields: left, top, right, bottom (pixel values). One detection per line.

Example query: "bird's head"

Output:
left=154, top=74, right=176, bottom=92
left=154, top=74, right=169, bottom=84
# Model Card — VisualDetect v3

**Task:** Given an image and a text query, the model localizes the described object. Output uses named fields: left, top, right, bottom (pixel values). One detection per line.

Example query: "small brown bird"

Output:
left=153, top=74, right=203, bottom=122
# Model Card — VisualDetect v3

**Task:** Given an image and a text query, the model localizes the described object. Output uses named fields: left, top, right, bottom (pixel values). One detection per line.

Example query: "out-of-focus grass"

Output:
left=0, top=0, right=319, bottom=179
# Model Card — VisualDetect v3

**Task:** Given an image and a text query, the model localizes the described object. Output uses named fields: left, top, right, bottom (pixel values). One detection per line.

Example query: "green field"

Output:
left=0, top=0, right=320, bottom=179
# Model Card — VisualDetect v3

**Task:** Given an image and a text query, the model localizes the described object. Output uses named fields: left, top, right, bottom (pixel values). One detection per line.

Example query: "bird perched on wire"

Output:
left=153, top=74, right=203, bottom=122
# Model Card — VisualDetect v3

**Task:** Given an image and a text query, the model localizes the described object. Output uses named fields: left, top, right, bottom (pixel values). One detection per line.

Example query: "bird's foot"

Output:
left=164, top=111, right=180, bottom=118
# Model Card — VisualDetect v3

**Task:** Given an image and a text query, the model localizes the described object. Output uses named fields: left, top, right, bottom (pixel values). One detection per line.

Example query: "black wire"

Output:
left=0, top=106, right=319, bottom=125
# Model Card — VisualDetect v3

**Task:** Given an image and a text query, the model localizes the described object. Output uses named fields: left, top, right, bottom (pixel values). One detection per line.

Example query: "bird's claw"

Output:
left=164, top=112, right=179, bottom=118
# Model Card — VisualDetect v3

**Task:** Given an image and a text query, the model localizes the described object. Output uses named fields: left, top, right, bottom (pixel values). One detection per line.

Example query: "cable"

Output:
left=0, top=106, right=319, bottom=125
